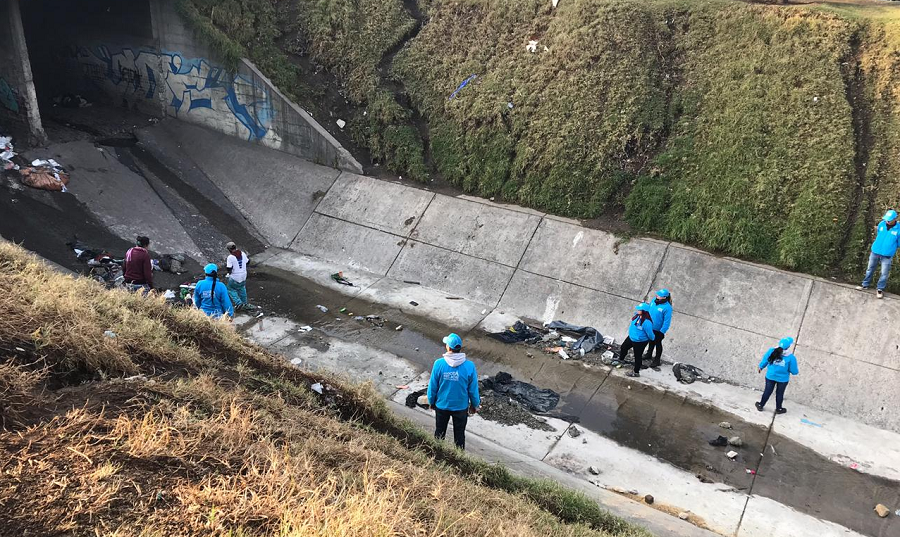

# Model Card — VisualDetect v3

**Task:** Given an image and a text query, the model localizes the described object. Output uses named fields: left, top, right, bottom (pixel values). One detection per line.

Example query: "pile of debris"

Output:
left=20, top=158, right=70, bottom=192
left=490, top=319, right=621, bottom=363
left=1, top=136, right=15, bottom=171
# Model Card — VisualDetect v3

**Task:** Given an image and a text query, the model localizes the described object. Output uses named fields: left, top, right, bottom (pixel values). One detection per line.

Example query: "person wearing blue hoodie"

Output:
left=857, top=209, right=900, bottom=299
left=647, top=289, right=673, bottom=370
left=193, top=263, right=234, bottom=320
left=427, top=333, right=480, bottom=450
left=621, top=303, right=655, bottom=378
left=755, top=337, right=799, bottom=415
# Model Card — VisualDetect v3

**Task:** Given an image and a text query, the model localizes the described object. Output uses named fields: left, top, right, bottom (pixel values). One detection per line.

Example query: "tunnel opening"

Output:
left=20, top=0, right=161, bottom=136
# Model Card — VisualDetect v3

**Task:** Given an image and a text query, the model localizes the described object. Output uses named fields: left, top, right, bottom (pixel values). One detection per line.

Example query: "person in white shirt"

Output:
left=225, top=241, right=250, bottom=311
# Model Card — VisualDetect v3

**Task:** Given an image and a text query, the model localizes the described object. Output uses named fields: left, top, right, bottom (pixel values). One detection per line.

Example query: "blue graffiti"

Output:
left=0, top=77, right=19, bottom=112
left=67, top=45, right=274, bottom=141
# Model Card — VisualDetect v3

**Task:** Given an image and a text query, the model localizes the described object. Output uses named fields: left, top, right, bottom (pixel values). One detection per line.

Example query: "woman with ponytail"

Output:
left=755, top=337, right=799, bottom=414
left=620, top=303, right=656, bottom=378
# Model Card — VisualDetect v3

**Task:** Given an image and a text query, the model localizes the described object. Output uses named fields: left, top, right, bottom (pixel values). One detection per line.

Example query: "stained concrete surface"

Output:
left=291, top=213, right=403, bottom=275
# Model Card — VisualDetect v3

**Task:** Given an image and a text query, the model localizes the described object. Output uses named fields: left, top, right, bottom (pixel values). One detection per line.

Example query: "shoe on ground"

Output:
left=776, top=407, right=787, bottom=415
left=755, top=402, right=764, bottom=412
left=877, top=290, right=884, bottom=299
left=855, top=285, right=867, bottom=291
left=626, top=371, right=640, bottom=378
left=652, top=366, right=661, bottom=372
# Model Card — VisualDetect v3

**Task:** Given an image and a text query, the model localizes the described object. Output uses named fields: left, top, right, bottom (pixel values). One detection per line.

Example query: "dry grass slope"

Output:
left=0, top=243, right=649, bottom=537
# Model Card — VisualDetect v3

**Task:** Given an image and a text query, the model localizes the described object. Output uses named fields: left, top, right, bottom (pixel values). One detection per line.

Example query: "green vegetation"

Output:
left=180, top=0, right=900, bottom=287
left=0, top=243, right=649, bottom=536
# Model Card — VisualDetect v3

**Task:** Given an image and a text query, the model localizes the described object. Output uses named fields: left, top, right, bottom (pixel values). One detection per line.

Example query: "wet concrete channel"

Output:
left=246, top=265, right=900, bottom=537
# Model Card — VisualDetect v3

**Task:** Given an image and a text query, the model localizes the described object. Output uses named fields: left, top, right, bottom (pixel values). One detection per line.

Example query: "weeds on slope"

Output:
left=0, top=243, right=650, bottom=537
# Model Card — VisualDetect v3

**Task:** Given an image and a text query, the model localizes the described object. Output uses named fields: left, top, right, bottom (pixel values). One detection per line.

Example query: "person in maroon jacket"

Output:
left=124, top=236, right=153, bottom=292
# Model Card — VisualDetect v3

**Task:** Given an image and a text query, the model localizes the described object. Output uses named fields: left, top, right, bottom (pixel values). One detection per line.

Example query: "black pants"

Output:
left=620, top=337, right=649, bottom=374
left=759, top=379, right=788, bottom=410
left=647, top=331, right=665, bottom=365
left=434, top=407, right=469, bottom=450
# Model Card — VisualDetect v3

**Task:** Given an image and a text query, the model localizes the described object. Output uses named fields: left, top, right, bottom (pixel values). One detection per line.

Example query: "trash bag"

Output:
left=482, top=371, right=560, bottom=413
left=19, top=166, right=69, bottom=191
left=673, top=363, right=710, bottom=384
left=545, top=321, right=604, bottom=354
left=490, top=320, right=542, bottom=344
left=405, top=388, right=428, bottom=409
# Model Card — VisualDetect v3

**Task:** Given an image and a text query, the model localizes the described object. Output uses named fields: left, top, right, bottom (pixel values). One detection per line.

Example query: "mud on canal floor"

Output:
left=246, top=265, right=900, bottom=537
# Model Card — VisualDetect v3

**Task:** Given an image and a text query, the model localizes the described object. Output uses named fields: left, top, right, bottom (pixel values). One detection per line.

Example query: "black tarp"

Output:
left=482, top=371, right=560, bottom=413
left=545, top=321, right=604, bottom=354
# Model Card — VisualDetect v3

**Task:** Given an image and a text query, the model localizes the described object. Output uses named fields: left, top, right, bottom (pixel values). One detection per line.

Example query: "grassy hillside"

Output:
left=180, top=0, right=900, bottom=286
left=0, top=243, right=648, bottom=537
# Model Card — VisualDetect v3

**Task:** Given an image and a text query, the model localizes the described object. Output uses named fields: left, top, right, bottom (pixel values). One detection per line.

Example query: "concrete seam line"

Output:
left=290, top=170, right=344, bottom=247
left=384, top=192, right=436, bottom=277
left=405, top=191, right=436, bottom=239
left=644, top=241, right=672, bottom=300
left=496, top=216, right=545, bottom=308
left=793, top=280, right=815, bottom=347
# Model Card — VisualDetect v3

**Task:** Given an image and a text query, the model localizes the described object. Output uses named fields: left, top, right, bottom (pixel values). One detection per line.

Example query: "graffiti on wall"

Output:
left=0, top=77, right=19, bottom=112
left=67, top=45, right=274, bottom=141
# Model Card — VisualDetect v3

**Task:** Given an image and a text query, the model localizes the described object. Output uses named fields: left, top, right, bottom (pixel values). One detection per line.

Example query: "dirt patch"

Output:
left=478, top=388, right=554, bottom=432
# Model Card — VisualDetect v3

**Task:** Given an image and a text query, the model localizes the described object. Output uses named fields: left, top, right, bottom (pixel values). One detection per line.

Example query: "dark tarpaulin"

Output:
left=673, top=363, right=712, bottom=384
left=405, top=388, right=428, bottom=409
left=489, top=320, right=542, bottom=344
left=482, top=371, right=560, bottom=413
left=545, top=321, right=604, bottom=354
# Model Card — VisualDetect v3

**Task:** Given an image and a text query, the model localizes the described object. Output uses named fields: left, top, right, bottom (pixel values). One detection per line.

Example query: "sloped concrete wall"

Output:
left=148, top=121, right=900, bottom=433
left=0, top=0, right=44, bottom=143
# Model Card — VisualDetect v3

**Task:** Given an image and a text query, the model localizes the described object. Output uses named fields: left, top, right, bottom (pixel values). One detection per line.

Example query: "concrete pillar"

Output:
left=5, top=0, right=45, bottom=145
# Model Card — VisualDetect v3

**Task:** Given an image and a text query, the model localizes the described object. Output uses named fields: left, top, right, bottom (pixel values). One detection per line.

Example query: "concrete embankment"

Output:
left=137, top=120, right=900, bottom=434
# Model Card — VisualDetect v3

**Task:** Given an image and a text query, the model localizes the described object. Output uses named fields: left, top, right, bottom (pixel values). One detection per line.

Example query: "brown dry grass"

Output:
left=0, top=243, right=648, bottom=537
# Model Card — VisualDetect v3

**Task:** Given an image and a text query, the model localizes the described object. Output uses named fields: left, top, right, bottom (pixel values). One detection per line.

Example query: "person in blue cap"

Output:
left=427, top=333, right=480, bottom=450
left=647, top=289, right=673, bottom=370
left=755, top=337, right=799, bottom=414
left=857, top=209, right=900, bottom=299
left=621, top=303, right=655, bottom=378
left=193, top=263, right=234, bottom=320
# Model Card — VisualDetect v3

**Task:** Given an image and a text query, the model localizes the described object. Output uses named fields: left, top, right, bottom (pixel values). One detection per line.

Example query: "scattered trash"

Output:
left=507, top=102, right=514, bottom=109
left=395, top=384, right=409, bottom=390
left=52, top=93, right=91, bottom=108
left=336, top=119, right=346, bottom=129
left=850, top=463, right=859, bottom=470
left=256, top=312, right=264, bottom=318
left=340, top=307, right=347, bottom=313
left=409, top=301, right=419, bottom=306
left=526, top=40, right=539, bottom=53
left=719, top=422, right=733, bottom=429
left=673, top=362, right=717, bottom=384
left=558, top=349, right=570, bottom=360
left=163, top=290, right=176, bottom=300
left=600, top=350, right=615, bottom=365
left=290, top=358, right=302, bottom=365
left=481, top=309, right=487, bottom=315
left=567, top=426, right=582, bottom=438
left=310, top=382, right=324, bottom=394
left=800, top=418, right=823, bottom=428
left=331, top=272, right=353, bottom=286
left=482, top=371, right=560, bottom=413
left=364, top=315, right=385, bottom=327
left=449, top=74, right=477, bottom=100
left=103, top=330, right=117, bottom=339
left=588, top=466, right=601, bottom=475
left=491, top=320, right=542, bottom=344
left=678, top=512, right=690, bottom=521
left=545, top=321, right=605, bottom=354
left=896, top=509, right=900, bottom=517
left=697, top=473, right=713, bottom=483
left=354, top=316, right=365, bottom=321
left=708, top=435, right=728, bottom=447
left=552, top=0, right=560, bottom=7
left=158, top=253, right=186, bottom=273
left=316, top=305, right=328, bottom=313
left=1, top=135, right=17, bottom=170
left=405, top=389, right=429, bottom=408
left=726, top=451, right=738, bottom=460
left=745, top=468, right=757, bottom=475
left=299, top=326, right=313, bottom=332
left=395, top=325, right=403, bottom=331
left=728, top=436, right=743, bottom=447
left=19, top=159, right=70, bottom=192
left=417, top=394, right=429, bottom=406
left=874, top=504, right=890, bottom=518
left=644, top=494, right=654, bottom=505
left=403, top=280, right=421, bottom=285
left=545, top=346, right=563, bottom=354
left=123, top=374, right=147, bottom=382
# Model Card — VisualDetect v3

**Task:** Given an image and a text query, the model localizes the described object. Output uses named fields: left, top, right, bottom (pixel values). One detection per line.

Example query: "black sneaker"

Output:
left=626, top=371, right=640, bottom=378
left=775, top=408, right=787, bottom=415
left=755, top=402, right=764, bottom=412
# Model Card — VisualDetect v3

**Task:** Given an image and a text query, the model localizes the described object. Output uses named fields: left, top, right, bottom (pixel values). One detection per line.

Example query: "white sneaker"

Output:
left=855, top=285, right=867, bottom=291
left=877, top=290, right=884, bottom=299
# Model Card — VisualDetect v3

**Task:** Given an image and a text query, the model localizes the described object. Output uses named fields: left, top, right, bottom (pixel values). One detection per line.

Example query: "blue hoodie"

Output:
left=758, top=348, right=799, bottom=383
left=427, top=353, right=480, bottom=412
left=193, top=276, right=234, bottom=318
left=871, top=220, right=900, bottom=257
left=628, top=317, right=656, bottom=343
left=650, top=301, right=673, bottom=333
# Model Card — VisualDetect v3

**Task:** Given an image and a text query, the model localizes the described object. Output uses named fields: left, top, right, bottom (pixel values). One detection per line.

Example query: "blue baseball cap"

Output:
left=635, top=302, right=650, bottom=312
left=779, top=337, right=794, bottom=350
left=204, top=263, right=218, bottom=275
left=443, top=333, right=463, bottom=350
left=656, top=288, right=670, bottom=298
left=884, top=210, right=898, bottom=222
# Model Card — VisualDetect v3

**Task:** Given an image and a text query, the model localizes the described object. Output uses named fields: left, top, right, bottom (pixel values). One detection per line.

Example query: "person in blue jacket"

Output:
left=193, top=263, right=234, bottom=320
left=755, top=337, right=799, bottom=415
left=647, top=289, right=673, bottom=370
left=857, top=209, right=900, bottom=299
left=427, top=333, right=480, bottom=450
left=621, top=303, right=655, bottom=378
